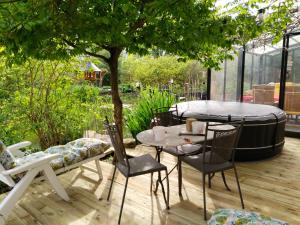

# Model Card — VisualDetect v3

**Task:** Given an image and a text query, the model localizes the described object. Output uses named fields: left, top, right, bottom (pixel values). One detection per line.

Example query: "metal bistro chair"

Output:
left=151, top=105, right=180, bottom=127
left=152, top=105, right=202, bottom=196
left=104, top=118, right=169, bottom=224
left=179, top=120, right=245, bottom=220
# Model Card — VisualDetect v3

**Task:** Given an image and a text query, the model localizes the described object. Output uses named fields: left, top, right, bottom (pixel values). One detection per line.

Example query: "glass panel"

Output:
left=225, top=56, right=239, bottom=101
left=243, top=46, right=281, bottom=106
left=211, top=53, right=239, bottom=101
left=285, top=41, right=300, bottom=131
left=211, top=64, right=224, bottom=101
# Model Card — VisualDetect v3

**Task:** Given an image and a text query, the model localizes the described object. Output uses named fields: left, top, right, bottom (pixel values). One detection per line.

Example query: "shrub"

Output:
left=125, top=87, right=176, bottom=139
left=0, top=58, right=113, bottom=149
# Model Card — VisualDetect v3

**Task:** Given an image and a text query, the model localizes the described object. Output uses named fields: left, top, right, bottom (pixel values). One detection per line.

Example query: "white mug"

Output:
left=192, top=121, right=205, bottom=134
left=152, top=126, right=166, bottom=141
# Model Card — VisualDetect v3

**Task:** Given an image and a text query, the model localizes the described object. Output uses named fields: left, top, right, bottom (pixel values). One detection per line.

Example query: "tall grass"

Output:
left=125, top=87, right=176, bottom=139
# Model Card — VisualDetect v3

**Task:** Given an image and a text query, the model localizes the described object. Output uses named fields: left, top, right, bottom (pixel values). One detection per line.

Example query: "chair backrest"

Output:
left=285, top=92, right=300, bottom=113
left=152, top=105, right=180, bottom=127
left=253, top=85, right=275, bottom=105
left=0, top=141, right=17, bottom=187
left=202, top=120, right=243, bottom=165
left=104, top=118, right=130, bottom=170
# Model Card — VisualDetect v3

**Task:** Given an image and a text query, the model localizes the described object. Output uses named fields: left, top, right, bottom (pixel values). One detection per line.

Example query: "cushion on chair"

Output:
left=0, top=138, right=109, bottom=173
left=0, top=141, right=16, bottom=170
left=208, top=208, right=289, bottom=225
left=45, top=138, right=110, bottom=170
left=44, top=146, right=68, bottom=170
left=66, top=138, right=110, bottom=157
left=49, top=157, right=64, bottom=170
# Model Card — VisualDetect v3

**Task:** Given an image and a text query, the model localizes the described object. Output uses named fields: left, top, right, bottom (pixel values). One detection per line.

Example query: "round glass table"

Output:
left=136, top=123, right=235, bottom=195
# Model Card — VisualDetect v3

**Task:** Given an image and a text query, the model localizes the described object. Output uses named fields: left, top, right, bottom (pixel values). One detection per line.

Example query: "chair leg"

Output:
left=221, top=171, right=231, bottom=191
left=208, top=173, right=215, bottom=188
left=118, top=177, right=129, bottom=225
left=150, top=172, right=153, bottom=193
left=158, top=170, right=169, bottom=210
left=95, top=159, right=103, bottom=180
left=165, top=169, right=170, bottom=209
left=79, top=166, right=84, bottom=172
left=202, top=173, right=207, bottom=220
left=233, top=166, right=244, bottom=209
left=0, top=216, right=4, bottom=225
left=43, top=165, right=70, bottom=201
left=107, top=165, right=117, bottom=201
left=0, top=168, right=39, bottom=221
left=178, top=158, right=182, bottom=196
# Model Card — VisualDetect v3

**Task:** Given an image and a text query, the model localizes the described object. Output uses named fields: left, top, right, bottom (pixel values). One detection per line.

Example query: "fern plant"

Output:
left=125, top=87, right=176, bottom=139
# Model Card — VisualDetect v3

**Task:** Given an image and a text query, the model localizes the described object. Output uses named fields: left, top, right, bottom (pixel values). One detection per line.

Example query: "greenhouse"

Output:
left=210, top=29, right=300, bottom=135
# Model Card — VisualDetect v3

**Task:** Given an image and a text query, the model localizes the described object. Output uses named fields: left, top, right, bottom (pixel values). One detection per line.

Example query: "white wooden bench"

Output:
left=0, top=138, right=110, bottom=224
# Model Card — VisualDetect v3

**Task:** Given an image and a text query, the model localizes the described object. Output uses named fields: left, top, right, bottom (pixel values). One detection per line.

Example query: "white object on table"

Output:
left=137, top=125, right=206, bottom=147
left=152, top=126, right=167, bottom=142
left=192, top=121, right=206, bottom=134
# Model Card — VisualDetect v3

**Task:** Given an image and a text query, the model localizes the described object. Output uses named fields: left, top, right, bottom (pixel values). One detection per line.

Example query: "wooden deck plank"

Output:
left=3, top=137, right=300, bottom=224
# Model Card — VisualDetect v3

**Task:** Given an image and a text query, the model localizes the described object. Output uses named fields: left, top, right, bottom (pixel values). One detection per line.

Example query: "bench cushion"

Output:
left=45, top=138, right=109, bottom=170
left=66, top=138, right=109, bottom=157
left=0, top=141, right=16, bottom=170
left=208, top=209, right=289, bottom=225
left=0, top=138, right=109, bottom=173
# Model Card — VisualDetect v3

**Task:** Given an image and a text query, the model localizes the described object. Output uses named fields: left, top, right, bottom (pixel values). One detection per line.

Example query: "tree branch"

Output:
left=63, top=39, right=109, bottom=63
left=84, top=50, right=110, bottom=63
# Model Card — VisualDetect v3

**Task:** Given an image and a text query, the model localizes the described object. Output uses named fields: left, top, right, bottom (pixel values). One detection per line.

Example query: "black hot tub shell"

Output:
left=174, top=100, right=286, bottom=161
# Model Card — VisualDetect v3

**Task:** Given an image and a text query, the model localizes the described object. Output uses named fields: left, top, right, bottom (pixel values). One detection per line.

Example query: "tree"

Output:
left=0, top=0, right=293, bottom=136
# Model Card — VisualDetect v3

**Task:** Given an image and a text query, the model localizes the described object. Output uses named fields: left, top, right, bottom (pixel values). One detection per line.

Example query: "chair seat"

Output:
left=117, top=154, right=166, bottom=177
left=15, top=152, right=48, bottom=167
left=181, top=152, right=233, bottom=173
left=163, top=144, right=202, bottom=156
left=208, top=208, right=289, bottom=225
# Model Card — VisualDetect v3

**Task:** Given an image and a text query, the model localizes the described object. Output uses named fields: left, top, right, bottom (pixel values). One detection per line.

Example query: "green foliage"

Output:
left=0, top=0, right=252, bottom=68
left=0, top=0, right=294, bottom=135
left=0, top=57, right=113, bottom=149
left=224, top=0, right=294, bottom=45
left=120, top=55, right=206, bottom=89
left=125, top=87, right=175, bottom=139
left=121, top=55, right=186, bottom=85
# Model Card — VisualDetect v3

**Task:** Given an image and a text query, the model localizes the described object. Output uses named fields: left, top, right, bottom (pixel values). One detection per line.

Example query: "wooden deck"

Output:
left=3, top=137, right=300, bottom=225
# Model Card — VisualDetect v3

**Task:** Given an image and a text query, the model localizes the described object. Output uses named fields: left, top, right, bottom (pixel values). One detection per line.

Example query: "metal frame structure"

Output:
left=206, top=31, right=300, bottom=136
left=204, top=3, right=300, bottom=135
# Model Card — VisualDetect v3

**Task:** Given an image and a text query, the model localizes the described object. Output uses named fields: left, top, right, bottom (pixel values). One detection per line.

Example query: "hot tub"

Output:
left=174, top=100, right=286, bottom=161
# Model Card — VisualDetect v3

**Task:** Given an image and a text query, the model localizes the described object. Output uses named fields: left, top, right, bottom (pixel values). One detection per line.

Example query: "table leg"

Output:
left=156, top=146, right=162, bottom=163
left=178, top=158, right=182, bottom=196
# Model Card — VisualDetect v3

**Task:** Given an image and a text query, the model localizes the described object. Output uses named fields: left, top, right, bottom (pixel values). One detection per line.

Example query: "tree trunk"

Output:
left=108, top=47, right=123, bottom=138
